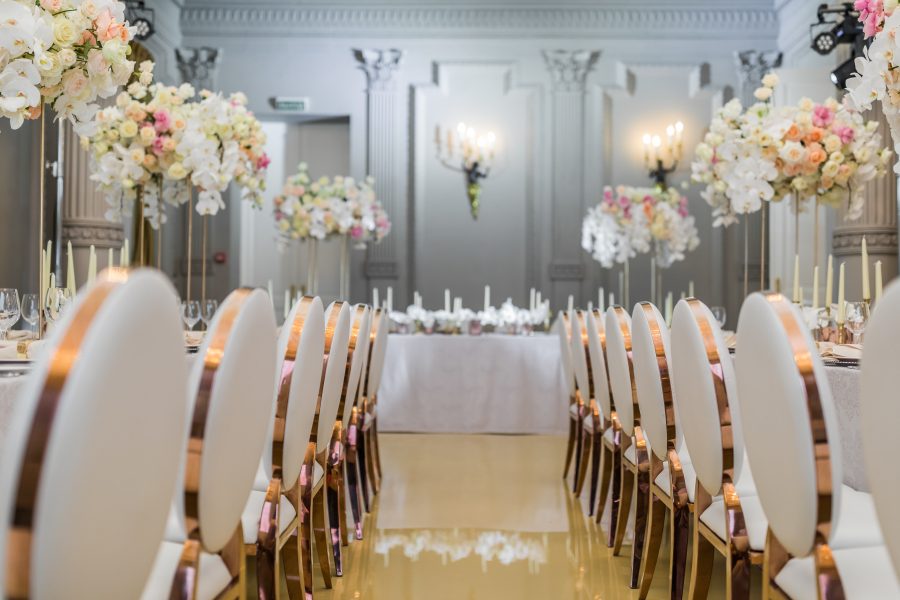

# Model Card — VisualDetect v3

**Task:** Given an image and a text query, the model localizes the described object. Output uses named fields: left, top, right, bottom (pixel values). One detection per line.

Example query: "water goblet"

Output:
left=710, top=306, right=727, bottom=329
left=0, top=288, right=20, bottom=341
left=845, top=301, right=870, bottom=344
left=181, top=300, right=201, bottom=331
left=200, top=299, right=218, bottom=329
left=44, top=287, right=72, bottom=328
left=21, top=293, right=39, bottom=338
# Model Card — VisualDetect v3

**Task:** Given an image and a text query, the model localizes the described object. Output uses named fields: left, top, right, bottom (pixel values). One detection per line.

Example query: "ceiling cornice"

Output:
left=180, top=5, right=779, bottom=40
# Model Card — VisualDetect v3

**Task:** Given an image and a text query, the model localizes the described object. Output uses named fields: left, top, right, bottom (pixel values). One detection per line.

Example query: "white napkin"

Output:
left=818, top=342, right=863, bottom=360
left=184, top=331, right=204, bottom=347
left=0, top=342, right=17, bottom=359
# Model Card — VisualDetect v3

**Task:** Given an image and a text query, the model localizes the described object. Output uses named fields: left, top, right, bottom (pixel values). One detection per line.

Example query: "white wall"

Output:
left=178, top=1, right=782, bottom=309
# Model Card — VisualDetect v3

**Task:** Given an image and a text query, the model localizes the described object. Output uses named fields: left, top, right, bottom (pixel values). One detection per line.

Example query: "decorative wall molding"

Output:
left=543, top=50, right=600, bottom=93
left=353, top=48, right=404, bottom=92
left=734, top=49, right=783, bottom=104
left=181, top=6, right=779, bottom=40
left=62, top=221, right=124, bottom=248
left=175, top=46, right=221, bottom=89
left=832, top=230, right=898, bottom=255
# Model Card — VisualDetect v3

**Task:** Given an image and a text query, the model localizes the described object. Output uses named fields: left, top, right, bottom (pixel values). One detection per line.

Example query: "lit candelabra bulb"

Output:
left=642, top=133, right=652, bottom=168
left=651, top=134, right=661, bottom=166
left=674, top=120, right=685, bottom=160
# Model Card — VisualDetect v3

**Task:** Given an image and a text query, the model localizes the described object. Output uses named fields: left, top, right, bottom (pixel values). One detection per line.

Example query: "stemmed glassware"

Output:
left=710, top=306, right=727, bottom=329
left=20, top=293, right=39, bottom=338
left=181, top=300, right=201, bottom=331
left=44, top=287, right=72, bottom=329
left=0, top=288, right=20, bottom=341
left=200, top=299, right=218, bottom=330
left=845, top=301, right=870, bottom=344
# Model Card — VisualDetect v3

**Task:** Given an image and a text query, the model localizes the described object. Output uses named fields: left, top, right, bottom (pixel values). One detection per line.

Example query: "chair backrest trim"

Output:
left=312, top=301, right=345, bottom=444
left=638, top=302, right=677, bottom=444
left=4, top=274, right=124, bottom=599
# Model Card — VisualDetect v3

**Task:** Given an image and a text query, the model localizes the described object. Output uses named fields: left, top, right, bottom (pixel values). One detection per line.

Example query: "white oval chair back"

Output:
left=631, top=302, right=672, bottom=462
left=586, top=309, right=612, bottom=422
left=556, top=311, right=576, bottom=399
left=863, top=282, right=900, bottom=577
left=267, top=296, right=326, bottom=489
left=605, top=306, right=637, bottom=436
left=315, top=302, right=352, bottom=445
left=365, top=309, right=389, bottom=401
left=736, top=292, right=843, bottom=558
left=570, top=310, right=592, bottom=402
left=0, top=270, right=189, bottom=600
left=184, top=288, right=279, bottom=553
left=670, top=298, right=748, bottom=497
left=341, top=305, right=371, bottom=426
left=352, top=306, right=374, bottom=413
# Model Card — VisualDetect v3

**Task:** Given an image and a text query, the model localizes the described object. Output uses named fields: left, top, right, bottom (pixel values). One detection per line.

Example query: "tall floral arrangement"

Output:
left=85, top=61, right=193, bottom=227
left=0, top=0, right=135, bottom=133
left=273, top=162, right=391, bottom=245
left=693, top=73, right=891, bottom=225
left=581, top=185, right=698, bottom=268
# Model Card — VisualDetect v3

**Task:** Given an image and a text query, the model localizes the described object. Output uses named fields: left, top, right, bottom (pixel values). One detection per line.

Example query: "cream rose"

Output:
left=52, top=16, right=78, bottom=47
left=167, top=163, right=188, bottom=180
left=119, top=120, right=138, bottom=138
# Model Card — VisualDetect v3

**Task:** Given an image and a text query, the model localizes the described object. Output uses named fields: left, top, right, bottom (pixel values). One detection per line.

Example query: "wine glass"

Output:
left=845, top=301, right=870, bottom=344
left=21, top=293, right=39, bottom=338
left=200, top=299, right=218, bottom=329
left=0, top=288, right=20, bottom=341
left=181, top=300, right=201, bottom=331
left=710, top=306, right=727, bottom=329
left=44, top=287, right=72, bottom=328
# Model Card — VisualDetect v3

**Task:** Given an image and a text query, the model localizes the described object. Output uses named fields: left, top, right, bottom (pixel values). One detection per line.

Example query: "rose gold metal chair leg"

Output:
left=629, top=428, right=651, bottom=588
left=638, top=458, right=667, bottom=599
left=256, top=478, right=283, bottom=600
left=219, top=526, right=246, bottom=600
left=298, top=445, right=317, bottom=600
left=572, top=415, right=585, bottom=493
left=346, top=409, right=364, bottom=540
left=574, top=424, right=592, bottom=497
left=587, top=429, right=602, bottom=516
left=595, top=440, right=613, bottom=524
left=326, top=423, right=345, bottom=576
left=170, top=539, right=201, bottom=599
left=357, top=423, right=372, bottom=512
left=688, top=483, right=714, bottom=600
left=371, top=413, right=383, bottom=479
left=613, top=442, right=634, bottom=556
left=366, top=418, right=381, bottom=495
left=668, top=449, right=691, bottom=600
left=280, top=528, right=303, bottom=600
left=604, top=428, right=624, bottom=548
left=723, top=481, right=751, bottom=600
left=564, top=412, right=577, bottom=479
left=312, top=457, right=334, bottom=589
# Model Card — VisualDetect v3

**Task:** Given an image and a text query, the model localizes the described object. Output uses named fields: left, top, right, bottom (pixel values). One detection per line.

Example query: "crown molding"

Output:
left=180, top=5, right=779, bottom=40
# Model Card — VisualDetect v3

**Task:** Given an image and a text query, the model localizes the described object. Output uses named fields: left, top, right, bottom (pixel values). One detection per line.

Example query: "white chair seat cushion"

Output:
left=569, top=403, right=580, bottom=419
left=624, top=444, right=636, bottom=465
left=774, top=544, right=900, bottom=600
left=831, top=486, right=884, bottom=549
left=241, top=491, right=298, bottom=544
left=699, top=492, right=768, bottom=551
left=603, top=428, right=614, bottom=444
left=141, top=540, right=232, bottom=600
left=653, top=457, right=697, bottom=503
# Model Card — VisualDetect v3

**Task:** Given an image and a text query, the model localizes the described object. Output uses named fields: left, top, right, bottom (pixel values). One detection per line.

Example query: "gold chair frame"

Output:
left=634, top=302, right=693, bottom=600
left=358, top=308, right=384, bottom=509
left=683, top=298, right=762, bottom=600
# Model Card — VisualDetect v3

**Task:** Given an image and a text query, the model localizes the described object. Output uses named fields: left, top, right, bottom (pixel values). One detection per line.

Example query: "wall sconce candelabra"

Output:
left=642, top=121, right=684, bottom=189
left=435, top=122, right=497, bottom=219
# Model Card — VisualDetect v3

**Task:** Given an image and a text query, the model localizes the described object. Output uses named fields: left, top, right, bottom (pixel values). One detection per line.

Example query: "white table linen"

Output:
left=378, top=334, right=568, bottom=435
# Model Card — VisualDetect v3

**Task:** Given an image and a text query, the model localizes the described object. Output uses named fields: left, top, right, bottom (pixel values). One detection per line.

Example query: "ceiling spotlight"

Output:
left=809, top=3, right=868, bottom=88
left=812, top=31, right=837, bottom=55
left=125, top=1, right=155, bottom=41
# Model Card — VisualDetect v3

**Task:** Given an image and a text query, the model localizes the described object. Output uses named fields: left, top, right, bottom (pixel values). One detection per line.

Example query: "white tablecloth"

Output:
left=825, top=366, right=866, bottom=492
left=378, top=334, right=568, bottom=435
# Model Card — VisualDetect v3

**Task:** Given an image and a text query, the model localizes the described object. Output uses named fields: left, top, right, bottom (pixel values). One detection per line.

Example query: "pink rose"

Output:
left=834, top=125, right=855, bottom=144
left=350, top=225, right=364, bottom=239
left=40, top=0, right=61, bottom=11
left=153, top=109, right=171, bottom=133
left=812, top=105, right=834, bottom=128
left=256, top=153, right=270, bottom=170
left=152, top=136, right=166, bottom=155
left=855, top=0, right=885, bottom=38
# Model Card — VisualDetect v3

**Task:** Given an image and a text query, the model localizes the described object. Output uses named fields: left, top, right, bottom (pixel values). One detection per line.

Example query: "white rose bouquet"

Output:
left=0, top=0, right=135, bottom=133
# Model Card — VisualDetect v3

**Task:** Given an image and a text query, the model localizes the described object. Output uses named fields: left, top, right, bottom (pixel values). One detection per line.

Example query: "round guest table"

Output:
left=377, top=333, right=568, bottom=435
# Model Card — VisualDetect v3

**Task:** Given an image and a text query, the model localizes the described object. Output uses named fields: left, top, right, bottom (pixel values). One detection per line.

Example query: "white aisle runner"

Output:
left=378, top=334, right=568, bottom=435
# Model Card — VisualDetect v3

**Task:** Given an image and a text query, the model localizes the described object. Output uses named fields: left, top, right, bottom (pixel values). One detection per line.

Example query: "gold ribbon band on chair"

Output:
left=686, top=298, right=735, bottom=475
left=183, top=288, right=253, bottom=540
left=272, top=297, right=315, bottom=475
left=311, top=301, right=345, bottom=446
left=363, top=308, right=381, bottom=401
left=639, top=302, right=677, bottom=442
left=764, top=292, right=833, bottom=541
left=5, top=272, right=128, bottom=599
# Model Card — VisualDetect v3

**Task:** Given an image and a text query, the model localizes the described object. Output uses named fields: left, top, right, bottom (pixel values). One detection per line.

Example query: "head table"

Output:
left=0, top=340, right=867, bottom=491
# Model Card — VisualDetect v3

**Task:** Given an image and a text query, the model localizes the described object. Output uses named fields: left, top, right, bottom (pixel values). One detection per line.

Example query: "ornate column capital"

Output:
left=175, top=46, right=222, bottom=90
left=734, top=49, right=783, bottom=106
left=353, top=48, right=404, bottom=91
left=542, top=50, right=600, bottom=92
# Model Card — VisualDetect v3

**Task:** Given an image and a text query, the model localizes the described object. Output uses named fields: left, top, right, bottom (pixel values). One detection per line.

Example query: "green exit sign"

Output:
left=271, top=97, right=311, bottom=112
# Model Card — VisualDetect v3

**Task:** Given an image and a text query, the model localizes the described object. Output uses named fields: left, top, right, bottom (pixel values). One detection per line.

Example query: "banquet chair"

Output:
left=605, top=305, right=654, bottom=585
left=360, top=307, right=388, bottom=501
left=557, top=311, right=582, bottom=488
left=324, top=304, right=370, bottom=572
left=141, top=287, right=279, bottom=600
left=670, top=297, right=767, bottom=600
left=0, top=270, right=189, bottom=600
left=631, top=302, right=695, bottom=600
left=862, top=282, right=900, bottom=589
left=242, top=296, right=325, bottom=600
left=571, top=310, right=594, bottom=498
left=308, top=301, right=352, bottom=584
left=575, top=309, right=612, bottom=518
left=735, top=292, right=894, bottom=599
left=344, top=305, right=373, bottom=542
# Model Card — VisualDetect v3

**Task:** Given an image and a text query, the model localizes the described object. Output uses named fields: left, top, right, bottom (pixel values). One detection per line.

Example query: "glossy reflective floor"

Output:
left=312, top=434, right=735, bottom=599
